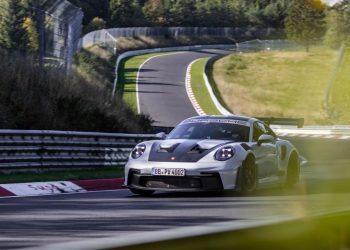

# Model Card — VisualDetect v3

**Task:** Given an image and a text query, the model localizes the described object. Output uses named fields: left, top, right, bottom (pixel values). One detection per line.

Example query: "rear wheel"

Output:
left=285, top=153, right=300, bottom=187
left=129, top=188, right=155, bottom=196
left=240, top=155, right=257, bottom=193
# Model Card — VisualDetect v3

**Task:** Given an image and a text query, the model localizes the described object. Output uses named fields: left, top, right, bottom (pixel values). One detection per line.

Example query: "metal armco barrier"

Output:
left=0, top=127, right=349, bottom=173
left=0, top=130, right=155, bottom=173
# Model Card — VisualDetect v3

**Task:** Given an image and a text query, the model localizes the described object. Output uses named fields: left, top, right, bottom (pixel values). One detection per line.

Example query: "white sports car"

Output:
left=124, top=115, right=300, bottom=196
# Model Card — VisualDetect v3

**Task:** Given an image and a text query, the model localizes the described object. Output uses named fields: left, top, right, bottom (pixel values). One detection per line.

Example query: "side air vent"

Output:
left=241, top=143, right=251, bottom=151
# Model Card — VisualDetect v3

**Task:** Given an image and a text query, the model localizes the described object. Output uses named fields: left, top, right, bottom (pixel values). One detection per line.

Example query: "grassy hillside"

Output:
left=213, top=47, right=339, bottom=124
left=74, top=45, right=116, bottom=90
left=0, top=50, right=151, bottom=133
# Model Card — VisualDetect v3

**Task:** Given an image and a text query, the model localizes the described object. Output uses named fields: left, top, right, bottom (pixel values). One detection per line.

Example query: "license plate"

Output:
left=152, top=168, right=185, bottom=176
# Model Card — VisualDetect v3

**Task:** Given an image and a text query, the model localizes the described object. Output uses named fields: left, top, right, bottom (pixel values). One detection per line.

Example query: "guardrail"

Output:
left=0, top=130, right=155, bottom=174
left=0, top=126, right=349, bottom=174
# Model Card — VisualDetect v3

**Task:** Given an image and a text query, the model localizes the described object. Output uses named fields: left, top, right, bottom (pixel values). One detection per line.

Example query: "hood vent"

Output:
left=158, top=143, right=180, bottom=153
left=188, top=144, right=207, bottom=154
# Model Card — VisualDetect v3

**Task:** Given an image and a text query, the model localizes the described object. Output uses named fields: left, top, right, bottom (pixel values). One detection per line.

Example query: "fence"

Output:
left=0, top=0, right=83, bottom=73
left=80, top=27, right=284, bottom=53
left=236, top=39, right=298, bottom=52
left=0, top=130, right=155, bottom=174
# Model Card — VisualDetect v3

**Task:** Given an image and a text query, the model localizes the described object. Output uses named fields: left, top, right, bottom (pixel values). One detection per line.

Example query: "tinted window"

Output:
left=167, top=122, right=250, bottom=142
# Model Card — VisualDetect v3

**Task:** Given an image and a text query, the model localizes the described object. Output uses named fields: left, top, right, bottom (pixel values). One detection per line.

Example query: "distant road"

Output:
left=137, top=49, right=232, bottom=127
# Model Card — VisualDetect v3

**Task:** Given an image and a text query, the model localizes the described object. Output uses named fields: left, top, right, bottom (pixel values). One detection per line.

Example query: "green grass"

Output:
left=330, top=46, right=350, bottom=123
left=117, top=53, right=174, bottom=113
left=190, top=58, right=221, bottom=115
left=0, top=168, right=124, bottom=184
left=74, top=45, right=116, bottom=90
left=213, top=46, right=339, bottom=124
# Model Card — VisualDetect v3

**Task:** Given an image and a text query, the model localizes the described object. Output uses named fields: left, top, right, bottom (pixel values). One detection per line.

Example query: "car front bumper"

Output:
left=124, top=159, right=241, bottom=191
left=126, top=169, right=224, bottom=191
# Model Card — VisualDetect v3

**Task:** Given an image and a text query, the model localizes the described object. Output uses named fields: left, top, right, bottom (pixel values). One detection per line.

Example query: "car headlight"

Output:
left=131, top=143, right=146, bottom=159
left=215, top=146, right=235, bottom=161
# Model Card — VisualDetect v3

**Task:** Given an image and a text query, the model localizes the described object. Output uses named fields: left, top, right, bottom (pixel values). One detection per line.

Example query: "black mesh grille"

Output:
left=140, top=176, right=201, bottom=189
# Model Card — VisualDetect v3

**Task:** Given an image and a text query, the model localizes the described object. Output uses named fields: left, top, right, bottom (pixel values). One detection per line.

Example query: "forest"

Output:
left=70, top=0, right=349, bottom=49
left=0, top=0, right=349, bottom=54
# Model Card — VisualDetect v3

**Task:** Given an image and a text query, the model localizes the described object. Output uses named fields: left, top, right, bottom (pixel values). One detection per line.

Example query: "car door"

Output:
left=251, top=122, right=278, bottom=178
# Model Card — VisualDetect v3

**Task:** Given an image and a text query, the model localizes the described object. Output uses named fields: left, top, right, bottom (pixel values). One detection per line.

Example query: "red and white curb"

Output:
left=0, top=178, right=124, bottom=197
left=186, top=59, right=206, bottom=116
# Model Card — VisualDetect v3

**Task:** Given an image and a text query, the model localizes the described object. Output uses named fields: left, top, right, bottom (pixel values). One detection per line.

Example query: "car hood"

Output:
left=148, top=139, right=232, bottom=163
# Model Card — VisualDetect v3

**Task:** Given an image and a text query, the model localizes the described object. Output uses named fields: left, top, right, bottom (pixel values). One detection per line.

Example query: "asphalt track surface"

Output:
left=1, top=162, right=350, bottom=249
left=138, top=50, right=232, bottom=127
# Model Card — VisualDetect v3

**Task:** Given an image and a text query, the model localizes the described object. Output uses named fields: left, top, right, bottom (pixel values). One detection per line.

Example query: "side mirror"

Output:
left=257, top=134, right=274, bottom=146
left=155, top=132, right=166, bottom=140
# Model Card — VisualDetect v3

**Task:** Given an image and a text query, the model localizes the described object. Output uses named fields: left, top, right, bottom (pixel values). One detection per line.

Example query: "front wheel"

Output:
left=239, top=155, right=257, bottom=194
left=129, top=188, right=155, bottom=196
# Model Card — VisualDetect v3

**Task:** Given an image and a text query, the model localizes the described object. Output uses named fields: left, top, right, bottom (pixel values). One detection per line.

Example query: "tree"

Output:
left=109, top=0, right=144, bottom=27
left=262, top=1, right=291, bottom=28
left=23, top=16, right=39, bottom=52
left=68, top=0, right=109, bottom=26
left=169, top=0, right=196, bottom=26
left=83, top=17, right=106, bottom=34
left=143, top=0, right=170, bottom=26
left=0, top=0, right=29, bottom=52
left=324, top=0, right=350, bottom=48
left=285, top=0, right=326, bottom=51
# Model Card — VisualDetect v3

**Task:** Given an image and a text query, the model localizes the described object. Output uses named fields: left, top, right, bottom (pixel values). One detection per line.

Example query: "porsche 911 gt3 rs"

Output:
left=124, top=115, right=300, bottom=196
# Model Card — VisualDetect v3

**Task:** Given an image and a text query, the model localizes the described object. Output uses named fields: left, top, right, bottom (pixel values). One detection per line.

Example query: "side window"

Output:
left=253, top=122, right=265, bottom=142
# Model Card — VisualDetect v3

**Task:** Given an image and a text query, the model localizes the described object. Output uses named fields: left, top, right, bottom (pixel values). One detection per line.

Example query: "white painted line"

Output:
left=202, top=59, right=232, bottom=115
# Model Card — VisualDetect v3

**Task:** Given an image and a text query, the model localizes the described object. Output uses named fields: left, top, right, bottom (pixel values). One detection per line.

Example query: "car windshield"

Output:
left=167, top=122, right=250, bottom=142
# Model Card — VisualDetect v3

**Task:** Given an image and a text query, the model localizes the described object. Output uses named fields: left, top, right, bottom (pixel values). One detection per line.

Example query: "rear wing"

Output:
left=256, top=117, right=304, bottom=128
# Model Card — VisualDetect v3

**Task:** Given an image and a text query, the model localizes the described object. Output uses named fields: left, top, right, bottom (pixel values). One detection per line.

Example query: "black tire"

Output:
left=240, top=155, right=257, bottom=194
left=129, top=188, right=155, bottom=196
left=285, top=153, right=300, bottom=187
